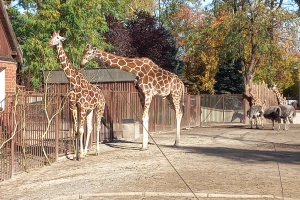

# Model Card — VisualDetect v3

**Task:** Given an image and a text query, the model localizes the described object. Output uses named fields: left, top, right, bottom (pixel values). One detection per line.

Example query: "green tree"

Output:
left=214, top=58, right=244, bottom=94
left=7, top=0, right=129, bottom=89
left=210, top=0, right=300, bottom=93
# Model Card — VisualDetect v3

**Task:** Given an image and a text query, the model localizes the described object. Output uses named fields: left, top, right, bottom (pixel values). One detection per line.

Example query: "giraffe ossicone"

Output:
left=49, top=31, right=106, bottom=159
left=80, top=44, right=185, bottom=150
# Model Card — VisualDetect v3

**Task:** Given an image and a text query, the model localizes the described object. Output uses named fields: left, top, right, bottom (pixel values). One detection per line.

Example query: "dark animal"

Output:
left=263, top=106, right=281, bottom=130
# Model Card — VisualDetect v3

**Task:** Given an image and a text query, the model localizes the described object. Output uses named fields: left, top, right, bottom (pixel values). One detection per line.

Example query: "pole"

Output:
left=298, top=81, right=300, bottom=108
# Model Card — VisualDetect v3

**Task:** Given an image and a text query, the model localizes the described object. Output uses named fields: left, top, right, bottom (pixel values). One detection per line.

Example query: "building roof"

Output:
left=43, top=68, right=136, bottom=84
left=0, top=1, right=23, bottom=63
left=44, top=68, right=194, bottom=87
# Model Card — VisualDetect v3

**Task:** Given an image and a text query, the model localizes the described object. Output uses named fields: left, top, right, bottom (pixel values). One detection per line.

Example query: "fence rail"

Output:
left=1, top=91, right=248, bottom=181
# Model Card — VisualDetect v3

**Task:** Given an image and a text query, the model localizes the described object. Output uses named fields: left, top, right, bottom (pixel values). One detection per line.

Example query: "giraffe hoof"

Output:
left=79, top=152, right=86, bottom=158
left=139, top=147, right=148, bottom=151
left=173, top=142, right=180, bottom=147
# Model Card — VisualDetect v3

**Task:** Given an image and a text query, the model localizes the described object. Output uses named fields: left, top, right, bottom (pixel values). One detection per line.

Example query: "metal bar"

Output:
left=55, top=95, right=59, bottom=161
left=10, top=109, right=14, bottom=178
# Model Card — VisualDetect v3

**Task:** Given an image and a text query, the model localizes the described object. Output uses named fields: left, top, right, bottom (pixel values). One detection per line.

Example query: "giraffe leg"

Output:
left=84, top=110, right=93, bottom=156
left=174, top=100, right=182, bottom=146
left=166, top=94, right=182, bottom=146
left=69, top=95, right=79, bottom=160
left=141, top=96, right=152, bottom=150
left=78, top=110, right=87, bottom=158
left=95, top=107, right=104, bottom=156
left=141, top=110, right=149, bottom=150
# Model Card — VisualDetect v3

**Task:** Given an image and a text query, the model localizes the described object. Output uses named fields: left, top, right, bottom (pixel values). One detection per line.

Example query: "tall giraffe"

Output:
left=270, top=84, right=295, bottom=130
left=80, top=44, right=185, bottom=150
left=248, top=87, right=263, bottom=106
left=247, top=87, right=265, bottom=128
left=48, top=31, right=106, bottom=158
left=270, top=84, right=287, bottom=105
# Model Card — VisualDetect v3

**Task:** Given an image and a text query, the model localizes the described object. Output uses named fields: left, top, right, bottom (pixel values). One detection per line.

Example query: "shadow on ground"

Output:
left=159, top=143, right=300, bottom=164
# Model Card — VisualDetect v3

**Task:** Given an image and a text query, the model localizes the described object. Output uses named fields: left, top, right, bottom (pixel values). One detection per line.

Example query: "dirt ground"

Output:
left=0, top=123, right=300, bottom=200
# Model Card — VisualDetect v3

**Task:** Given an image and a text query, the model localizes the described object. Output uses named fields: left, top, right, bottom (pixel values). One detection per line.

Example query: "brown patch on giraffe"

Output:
left=108, top=55, right=115, bottom=60
left=135, top=60, right=143, bottom=66
left=118, top=59, right=126, bottom=66
left=111, top=58, right=118, bottom=65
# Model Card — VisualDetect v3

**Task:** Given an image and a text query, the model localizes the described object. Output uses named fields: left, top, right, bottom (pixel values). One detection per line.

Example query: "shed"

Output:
left=0, top=1, right=23, bottom=110
left=43, top=67, right=137, bottom=93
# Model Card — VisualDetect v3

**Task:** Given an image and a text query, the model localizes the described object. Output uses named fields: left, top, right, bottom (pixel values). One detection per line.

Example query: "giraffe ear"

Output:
left=92, top=47, right=97, bottom=51
left=86, top=44, right=91, bottom=48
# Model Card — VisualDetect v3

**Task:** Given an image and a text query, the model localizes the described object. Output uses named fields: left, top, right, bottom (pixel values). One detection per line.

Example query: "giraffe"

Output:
left=48, top=31, right=106, bottom=158
left=80, top=44, right=185, bottom=150
left=248, top=87, right=263, bottom=106
left=270, top=84, right=295, bottom=130
left=270, top=84, right=287, bottom=105
left=247, top=87, right=265, bottom=128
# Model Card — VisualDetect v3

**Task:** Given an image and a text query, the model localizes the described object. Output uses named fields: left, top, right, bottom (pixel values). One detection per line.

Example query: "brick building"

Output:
left=0, top=1, right=23, bottom=110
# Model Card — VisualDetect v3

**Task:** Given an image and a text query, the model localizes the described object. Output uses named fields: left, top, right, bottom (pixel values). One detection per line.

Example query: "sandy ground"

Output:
left=0, top=123, right=300, bottom=200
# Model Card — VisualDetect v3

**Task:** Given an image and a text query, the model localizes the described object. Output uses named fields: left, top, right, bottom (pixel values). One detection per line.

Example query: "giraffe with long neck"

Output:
left=270, top=84, right=295, bottom=130
left=48, top=31, right=106, bottom=158
left=271, top=84, right=287, bottom=105
left=80, top=44, right=185, bottom=150
left=247, top=87, right=265, bottom=128
left=248, top=87, right=263, bottom=106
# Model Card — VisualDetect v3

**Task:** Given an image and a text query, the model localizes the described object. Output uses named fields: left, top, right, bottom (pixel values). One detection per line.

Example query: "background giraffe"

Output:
left=247, top=87, right=264, bottom=128
left=270, top=84, right=287, bottom=105
left=248, top=87, right=263, bottom=106
left=48, top=31, right=106, bottom=158
left=80, top=44, right=185, bottom=150
left=270, top=84, right=295, bottom=130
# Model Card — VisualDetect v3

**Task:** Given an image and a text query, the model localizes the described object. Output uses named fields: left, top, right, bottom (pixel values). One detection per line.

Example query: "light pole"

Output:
left=298, top=81, right=300, bottom=108
left=294, top=66, right=299, bottom=108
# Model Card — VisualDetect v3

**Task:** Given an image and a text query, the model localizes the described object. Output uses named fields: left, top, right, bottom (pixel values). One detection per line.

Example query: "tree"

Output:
left=211, top=0, right=300, bottom=93
left=166, top=4, right=220, bottom=93
left=7, top=0, right=129, bottom=89
left=214, top=58, right=244, bottom=94
left=127, top=11, right=183, bottom=74
left=103, top=15, right=137, bottom=58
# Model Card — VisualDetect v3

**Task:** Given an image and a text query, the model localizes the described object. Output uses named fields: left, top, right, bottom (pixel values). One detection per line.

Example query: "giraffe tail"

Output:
left=181, top=81, right=185, bottom=116
left=101, top=117, right=110, bottom=128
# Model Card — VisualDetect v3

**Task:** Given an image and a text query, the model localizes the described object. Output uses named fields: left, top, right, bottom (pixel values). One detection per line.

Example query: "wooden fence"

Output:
left=0, top=82, right=280, bottom=181
left=1, top=91, right=202, bottom=181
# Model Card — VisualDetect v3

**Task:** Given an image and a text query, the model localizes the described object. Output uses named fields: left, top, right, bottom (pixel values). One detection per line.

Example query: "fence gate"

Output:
left=200, top=94, right=244, bottom=125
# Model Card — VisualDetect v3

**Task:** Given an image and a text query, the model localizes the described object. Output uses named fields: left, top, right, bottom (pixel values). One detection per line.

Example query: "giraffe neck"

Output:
left=249, top=88, right=262, bottom=106
left=95, top=49, right=151, bottom=77
left=273, top=88, right=284, bottom=105
left=56, top=43, right=82, bottom=86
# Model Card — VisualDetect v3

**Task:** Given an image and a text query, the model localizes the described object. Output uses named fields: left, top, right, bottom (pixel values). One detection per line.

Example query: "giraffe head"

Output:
left=270, top=84, right=277, bottom=90
left=48, top=30, right=66, bottom=46
left=80, top=44, right=97, bottom=67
